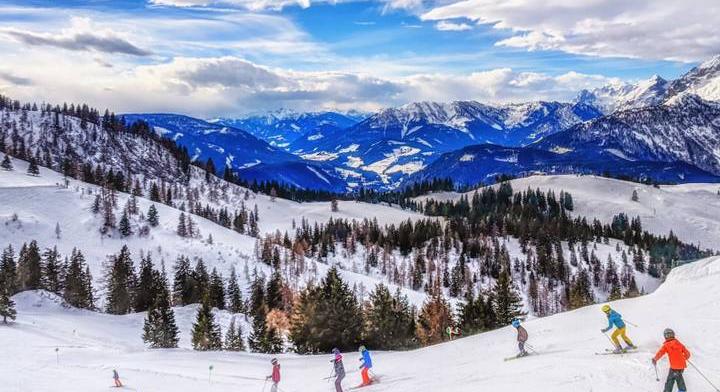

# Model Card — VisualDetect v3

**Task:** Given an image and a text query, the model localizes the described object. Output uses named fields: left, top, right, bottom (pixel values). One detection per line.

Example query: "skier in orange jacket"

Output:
left=652, top=328, right=691, bottom=392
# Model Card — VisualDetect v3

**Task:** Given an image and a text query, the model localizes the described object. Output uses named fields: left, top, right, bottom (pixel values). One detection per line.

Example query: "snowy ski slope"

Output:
left=2, top=256, right=719, bottom=392
left=416, top=175, right=720, bottom=251
left=0, top=158, right=429, bottom=307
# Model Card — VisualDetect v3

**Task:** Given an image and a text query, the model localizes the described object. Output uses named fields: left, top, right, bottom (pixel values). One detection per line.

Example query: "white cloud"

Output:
left=150, top=0, right=316, bottom=11
left=421, top=0, right=720, bottom=62
left=0, top=17, right=152, bottom=56
left=398, top=68, right=615, bottom=104
left=0, top=3, right=621, bottom=116
left=435, top=20, right=472, bottom=31
left=0, top=49, right=614, bottom=117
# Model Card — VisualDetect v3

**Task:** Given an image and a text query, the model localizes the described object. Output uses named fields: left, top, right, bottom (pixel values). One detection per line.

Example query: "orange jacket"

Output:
left=654, top=338, right=690, bottom=370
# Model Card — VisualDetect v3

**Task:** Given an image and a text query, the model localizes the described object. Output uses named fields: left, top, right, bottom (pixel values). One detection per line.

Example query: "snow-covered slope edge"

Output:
left=2, top=256, right=718, bottom=392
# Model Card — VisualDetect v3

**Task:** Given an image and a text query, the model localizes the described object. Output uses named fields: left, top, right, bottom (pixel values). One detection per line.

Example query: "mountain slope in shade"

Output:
left=537, top=94, right=720, bottom=176
left=236, top=161, right=351, bottom=193
left=122, top=113, right=300, bottom=169
left=407, top=143, right=720, bottom=188
left=214, top=110, right=365, bottom=148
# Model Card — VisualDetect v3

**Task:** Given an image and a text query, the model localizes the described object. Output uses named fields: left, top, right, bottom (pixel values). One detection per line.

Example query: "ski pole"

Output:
left=601, top=331, right=616, bottom=349
left=653, top=362, right=660, bottom=382
left=525, top=343, right=538, bottom=354
left=688, top=360, right=720, bottom=392
left=262, top=379, right=268, bottom=392
left=624, top=320, right=639, bottom=328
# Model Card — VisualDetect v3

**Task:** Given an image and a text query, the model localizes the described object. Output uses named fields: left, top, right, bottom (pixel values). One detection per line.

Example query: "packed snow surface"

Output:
left=416, top=175, right=720, bottom=251
left=2, top=256, right=719, bottom=392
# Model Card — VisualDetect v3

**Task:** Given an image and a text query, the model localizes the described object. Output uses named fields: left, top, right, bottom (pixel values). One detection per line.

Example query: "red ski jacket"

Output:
left=654, top=338, right=690, bottom=370
left=271, top=364, right=281, bottom=383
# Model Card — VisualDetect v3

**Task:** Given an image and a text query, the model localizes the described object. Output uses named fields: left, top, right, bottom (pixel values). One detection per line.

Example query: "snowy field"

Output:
left=416, top=175, right=720, bottom=251
left=2, top=256, right=719, bottom=392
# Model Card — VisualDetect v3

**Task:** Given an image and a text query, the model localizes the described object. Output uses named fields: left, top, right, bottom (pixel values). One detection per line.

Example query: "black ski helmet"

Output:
left=663, top=328, right=675, bottom=339
left=271, top=358, right=278, bottom=364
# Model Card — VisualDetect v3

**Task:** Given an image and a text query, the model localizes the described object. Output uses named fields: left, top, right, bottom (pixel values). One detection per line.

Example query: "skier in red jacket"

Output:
left=266, top=358, right=281, bottom=392
left=652, top=328, right=691, bottom=392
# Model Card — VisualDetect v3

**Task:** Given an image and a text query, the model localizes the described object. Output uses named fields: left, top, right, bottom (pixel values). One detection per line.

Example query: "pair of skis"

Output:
left=349, top=376, right=381, bottom=390
left=594, top=346, right=640, bottom=356
left=503, top=353, right=533, bottom=362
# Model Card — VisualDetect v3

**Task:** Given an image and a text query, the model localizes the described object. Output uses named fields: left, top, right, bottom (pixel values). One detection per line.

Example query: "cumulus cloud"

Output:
left=398, top=68, right=615, bottom=104
left=0, top=50, right=615, bottom=116
left=435, top=20, right=472, bottom=31
left=1, top=17, right=152, bottom=56
left=124, top=57, right=615, bottom=114
left=421, top=0, right=720, bottom=62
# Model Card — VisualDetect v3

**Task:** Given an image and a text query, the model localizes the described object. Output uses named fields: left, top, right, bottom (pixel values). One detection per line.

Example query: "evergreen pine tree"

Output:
left=363, top=284, right=416, bottom=350
left=459, top=291, right=494, bottom=335
left=119, top=210, right=132, bottom=237
left=172, top=256, right=193, bottom=306
left=224, top=317, right=246, bottom=351
left=208, top=268, right=226, bottom=310
left=265, top=271, right=284, bottom=312
left=134, top=255, right=157, bottom=312
left=568, top=268, right=595, bottom=309
left=149, top=183, right=161, bottom=202
left=1, top=154, right=13, bottom=171
left=27, top=157, right=40, bottom=176
left=191, top=297, right=222, bottom=351
left=289, top=267, right=363, bottom=353
left=147, top=204, right=159, bottom=227
left=492, top=268, right=525, bottom=326
left=143, top=268, right=179, bottom=348
left=0, top=245, right=17, bottom=295
left=104, top=246, right=136, bottom=314
left=42, top=247, right=63, bottom=295
left=177, top=212, right=187, bottom=237
left=191, top=259, right=209, bottom=304
left=16, top=240, right=42, bottom=291
left=91, top=194, right=101, bottom=214
left=0, top=289, right=16, bottom=324
left=226, top=266, right=245, bottom=314
left=63, top=249, right=94, bottom=309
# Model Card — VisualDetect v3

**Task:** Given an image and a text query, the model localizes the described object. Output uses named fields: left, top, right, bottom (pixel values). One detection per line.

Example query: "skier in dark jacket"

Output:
left=512, top=319, right=529, bottom=357
left=331, top=348, right=345, bottom=392
left=112, top=369, right=123, bottom=388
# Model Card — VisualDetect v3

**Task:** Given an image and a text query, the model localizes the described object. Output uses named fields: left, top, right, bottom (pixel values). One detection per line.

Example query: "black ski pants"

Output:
left=664, top=369, right=687, bottom=392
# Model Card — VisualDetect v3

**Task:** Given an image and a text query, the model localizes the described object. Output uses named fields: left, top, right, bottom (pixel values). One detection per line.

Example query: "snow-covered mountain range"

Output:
left=289, top=100, right=601, bottom=188
left=212, top=109, right=366, bottom=148
left=117, top=54, right=720, bottom=191
left=577, top=55, right=720, bottom=114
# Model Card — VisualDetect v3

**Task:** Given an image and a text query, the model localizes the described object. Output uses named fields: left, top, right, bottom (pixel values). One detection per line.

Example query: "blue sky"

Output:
left=0, top=0, right=716, bottom=116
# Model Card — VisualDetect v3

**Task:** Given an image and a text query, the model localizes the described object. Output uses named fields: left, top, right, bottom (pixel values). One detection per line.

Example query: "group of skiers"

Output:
left=260, top=345, right=374, bottom=392
left=511, top=304, right=693, bottom=392
left=110, top=303, right=695, bottom=392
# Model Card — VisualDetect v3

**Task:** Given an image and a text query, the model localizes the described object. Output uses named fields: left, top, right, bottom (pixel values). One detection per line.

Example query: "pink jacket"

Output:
left=271, top=364, right=281, bottom=383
